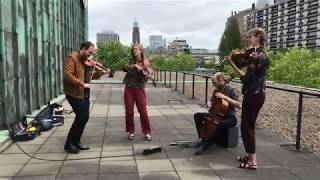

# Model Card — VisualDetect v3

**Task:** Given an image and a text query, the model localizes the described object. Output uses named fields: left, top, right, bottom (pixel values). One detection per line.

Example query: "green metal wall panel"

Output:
left=0, top=0, right=87, bottom=129
left=0, top=0, right=5, bottom=127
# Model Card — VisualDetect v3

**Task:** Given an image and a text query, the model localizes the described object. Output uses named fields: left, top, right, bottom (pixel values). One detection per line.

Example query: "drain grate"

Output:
left=167, top=99, right=184, bottom=103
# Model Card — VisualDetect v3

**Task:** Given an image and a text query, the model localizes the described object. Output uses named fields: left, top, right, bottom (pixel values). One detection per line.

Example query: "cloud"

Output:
left=88, top=0, right=255, bottom=49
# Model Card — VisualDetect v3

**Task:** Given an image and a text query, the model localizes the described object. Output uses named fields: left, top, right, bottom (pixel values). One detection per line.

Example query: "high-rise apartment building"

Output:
left=149, top=35, right=166, bottom=53
left=244, top=0, right=320, bottom=51
left=96, top=31, right=119, bottom=45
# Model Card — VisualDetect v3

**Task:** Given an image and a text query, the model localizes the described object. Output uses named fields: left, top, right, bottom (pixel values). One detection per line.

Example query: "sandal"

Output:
left=236, top=155, right=249, bottom=162
left=128, top=133, right=134, bottom=140
left=145, top=134, right=152, bottom=141
left=238, top=162, right=258, bottom=170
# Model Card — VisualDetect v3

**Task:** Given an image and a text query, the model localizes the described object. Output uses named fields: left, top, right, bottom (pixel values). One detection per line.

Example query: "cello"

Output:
left=200, top=89, right=230, bottom=140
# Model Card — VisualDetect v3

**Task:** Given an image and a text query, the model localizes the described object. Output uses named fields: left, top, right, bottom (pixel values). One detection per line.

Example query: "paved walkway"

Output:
left=0, top=84, right=320, bottom=180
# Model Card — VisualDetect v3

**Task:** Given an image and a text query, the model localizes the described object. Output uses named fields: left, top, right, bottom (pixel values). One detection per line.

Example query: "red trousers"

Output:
left=124, top=86, right=151, bottom=134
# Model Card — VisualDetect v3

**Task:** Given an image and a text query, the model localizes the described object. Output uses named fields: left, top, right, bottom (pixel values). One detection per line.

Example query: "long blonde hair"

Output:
left=247, top=28, right=266, bottom=49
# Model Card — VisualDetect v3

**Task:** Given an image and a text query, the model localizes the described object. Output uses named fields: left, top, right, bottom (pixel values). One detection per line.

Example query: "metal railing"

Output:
left=154, top=68, right=320, bottom=151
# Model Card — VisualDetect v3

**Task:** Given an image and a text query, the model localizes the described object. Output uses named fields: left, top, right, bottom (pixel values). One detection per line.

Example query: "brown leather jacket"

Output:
left=63, top=52, right=103, bottom=99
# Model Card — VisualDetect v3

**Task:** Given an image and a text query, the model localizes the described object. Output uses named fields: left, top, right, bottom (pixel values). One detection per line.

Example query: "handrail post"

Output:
left=164, top=70, right=167, bottom=86
left=175, top=71, right=178, bottom=91
left=192, top=74, right=195, bottom=99
left=296, top=92, right=303, bottom=151
left=169, top=71, right=172, bottom=88
left=205, top=77, right=208, bottom=105
left=157, top=69, right=159, bottom=81
left=182, top=73, right=185, bottom=94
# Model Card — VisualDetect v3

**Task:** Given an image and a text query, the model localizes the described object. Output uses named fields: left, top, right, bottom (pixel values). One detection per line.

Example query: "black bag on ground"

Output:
left=10, top=120, right=40, bottom=141
left=36, top=102, right=64, bottom=132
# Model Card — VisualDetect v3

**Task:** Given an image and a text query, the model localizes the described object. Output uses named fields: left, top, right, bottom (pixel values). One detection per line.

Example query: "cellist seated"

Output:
left=192, top=72, right=241, bottom=155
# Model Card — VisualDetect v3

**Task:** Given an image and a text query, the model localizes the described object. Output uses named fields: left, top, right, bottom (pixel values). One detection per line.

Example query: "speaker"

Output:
left=215, top=126, right=238, bottom=148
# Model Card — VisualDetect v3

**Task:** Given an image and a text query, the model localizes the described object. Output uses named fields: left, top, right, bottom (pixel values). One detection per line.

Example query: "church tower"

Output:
left=132, top=20, right=140, bottom=45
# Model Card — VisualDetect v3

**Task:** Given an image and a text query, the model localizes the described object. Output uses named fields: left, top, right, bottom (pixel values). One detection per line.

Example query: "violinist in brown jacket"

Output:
left=63, top=41, right=107, bottom=154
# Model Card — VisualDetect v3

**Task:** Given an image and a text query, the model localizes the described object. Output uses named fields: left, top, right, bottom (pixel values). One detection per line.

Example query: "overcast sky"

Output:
left=88, top=0, right=255, bottom=50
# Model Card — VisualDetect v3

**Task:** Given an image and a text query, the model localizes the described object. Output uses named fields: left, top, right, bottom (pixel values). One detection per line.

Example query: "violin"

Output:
left=135, top=59, right=157, bottom=87
left=219, top=47, right=257, bottom=69
left=84, top=59, right=110, bottom=74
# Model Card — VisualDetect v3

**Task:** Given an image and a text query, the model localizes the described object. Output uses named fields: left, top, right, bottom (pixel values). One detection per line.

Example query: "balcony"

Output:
left=271, top=12, right=278, bottom=18
left=271, top=6, right=278, bottom=12
left=270, top=20, right=278, bottom=24
left=287, top=29, right=295, bottom=34
left=271, top=26, right=278, bottom=31
left=287, top=8, right=296, bottom=14
left=308, top=1, right=318, bottom=7
left=306, top=33, right=317, bottom=38
left=307, top=25, right=317, bottom=31
left=287, top=23, right=296, bottom=27
left=287, top=44, right=295, bottom=48
left=288, top=0, right=297, bottom=7
left=306, top=41, right=316, bottom=46
left=307, top=18, right=318, bottom=23
left=270, top=33, right=277, bottom=37
left=287, top=16, right=296, bottom=21
left=287, top=37, right=295, bottom=41
left=307, top=10, right=318, bottom=16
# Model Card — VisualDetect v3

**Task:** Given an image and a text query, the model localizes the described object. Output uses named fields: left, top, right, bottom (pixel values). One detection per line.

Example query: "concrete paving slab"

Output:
left=0, top=164, right=24, bottom=177
left=98, top=173, right=139, bottom=180
left=177, top=170, right=220, bottom=180
left=59, top=160, right=99, bottom=176
left=99, top=160, right=137, bottom=174
left=13, top=175, right=56, bottom=180
left=56, top=174, right=98, bottom=180
left=171, top=158, right=211, bottom=171
left=136, top=159, right=175, bottom=172
left=16, top=162, right=62, bottom=176
left=139, top=172, right=179, bottom=180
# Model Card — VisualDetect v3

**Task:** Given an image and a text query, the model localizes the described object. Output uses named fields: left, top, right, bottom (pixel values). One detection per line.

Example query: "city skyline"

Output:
left=88, top=0, right=255, bottom=49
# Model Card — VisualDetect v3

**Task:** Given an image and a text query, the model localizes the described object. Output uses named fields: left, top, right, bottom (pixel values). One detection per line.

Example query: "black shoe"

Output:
left=194, top=143, right=209, bottom=156
left=75, top=143, right=90, bottom=150
left=64, top=144, right=80, bottom=154
left=192, top=141, right=203, bottom=149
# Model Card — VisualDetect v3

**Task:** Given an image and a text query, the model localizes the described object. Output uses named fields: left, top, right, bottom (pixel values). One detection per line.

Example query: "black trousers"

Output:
left=65, top=89, right=90, bottom=146
left=241, top=92, right=265, bottom=154
left=194, top=112, right=237, bottom=143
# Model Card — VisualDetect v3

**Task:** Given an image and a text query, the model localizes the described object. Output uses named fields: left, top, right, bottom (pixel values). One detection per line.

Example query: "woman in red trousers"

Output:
left=123, top=44, right=152, bottom=141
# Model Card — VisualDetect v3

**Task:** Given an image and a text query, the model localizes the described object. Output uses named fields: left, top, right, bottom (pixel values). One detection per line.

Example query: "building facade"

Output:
left=167, top=39, right=190, bottom=55
left=132, top=21, right=140, bottom=44
left=96, top=31, right=120, bottom=45
left=245, top=0, right=320, bottom=51
left=229, top=7, right=257, bottom=41
left=190, top=49, right=219, bottom=63
left=149, top=35, right=166, bottom=54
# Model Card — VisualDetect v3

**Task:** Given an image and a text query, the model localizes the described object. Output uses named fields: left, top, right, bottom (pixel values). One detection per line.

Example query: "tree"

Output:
left=165, top=53, right=196, bottom=71
left=218, top=16, right=243, bottom=58
left=96, top=42, right=131, bottom=75
left=150, top=55, right=166, bottom=68
left=268, top=48, right=320, bottom=89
